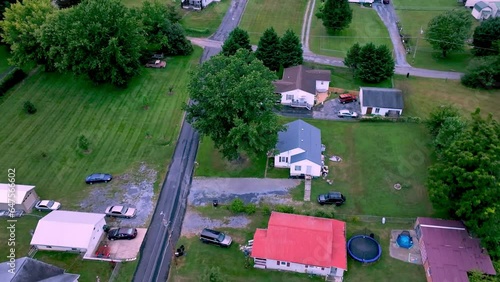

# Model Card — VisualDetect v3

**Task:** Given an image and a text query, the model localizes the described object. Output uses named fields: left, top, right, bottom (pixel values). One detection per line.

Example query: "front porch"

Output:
left=283, top=100, right=312, bottom=110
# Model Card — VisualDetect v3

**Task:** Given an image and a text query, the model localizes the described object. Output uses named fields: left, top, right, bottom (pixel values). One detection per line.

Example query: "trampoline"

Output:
left=396, top=231, right=414, bottom=249
left=347, top=235, right=382, bottom=263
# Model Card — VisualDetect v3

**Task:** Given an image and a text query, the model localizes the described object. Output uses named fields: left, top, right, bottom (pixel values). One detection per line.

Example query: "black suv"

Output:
left=199, top=228, right=232, bottom=247
left=107, top=227, right=138, bottom=240
left=317, top=192, right=346, bottom=206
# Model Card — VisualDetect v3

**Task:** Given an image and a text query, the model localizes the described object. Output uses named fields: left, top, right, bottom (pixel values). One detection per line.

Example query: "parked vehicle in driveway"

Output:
left=317, top=192, right=346, bottom=206
left=145, top=60, right=166, bottom=68
left=107, top=227, right=138, bottom=240
left=199, top=228, right=232, bottom=247
left=339, top=94, right=358, bottom=104
left=104, top=205, right=137, bottom=218
left=85, top=173, right=112, bottom=184
left=35, top=200, right=61, bottom=211
left=338, top=109, right=359, bottom=118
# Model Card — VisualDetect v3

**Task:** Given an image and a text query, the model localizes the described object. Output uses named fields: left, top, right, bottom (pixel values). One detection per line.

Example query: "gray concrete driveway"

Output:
left=313, top=98, right=361, bottom=120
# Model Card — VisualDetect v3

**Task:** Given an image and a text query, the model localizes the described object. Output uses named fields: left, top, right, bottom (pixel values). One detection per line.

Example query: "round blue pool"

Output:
left=347, top=235, right=382, bottom=263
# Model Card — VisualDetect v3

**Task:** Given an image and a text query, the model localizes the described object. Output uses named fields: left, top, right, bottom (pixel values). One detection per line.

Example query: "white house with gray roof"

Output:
left=359, top=87, right=404, bottom=116
left=0, top=257, right=79, bottom=282
left=274, top=120, right=323, bottom=177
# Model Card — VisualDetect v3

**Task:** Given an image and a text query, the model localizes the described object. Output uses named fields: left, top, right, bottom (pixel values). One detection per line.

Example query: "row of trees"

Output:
left=0, top=0, right=192, bottom=86
left=426, top=106, right=500, bottom=258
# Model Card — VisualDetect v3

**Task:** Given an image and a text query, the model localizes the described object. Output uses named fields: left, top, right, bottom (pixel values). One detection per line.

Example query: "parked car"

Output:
left=317, top=192, right=346, bottom=206
left=145, top=60, right=166, bottom=68
left=107, top=227, right=138, bottom=240
left=104, top=205, right=137, bottom=218
left=339, top=94, right=357, bottom=104
left=199, top=228, right=232, bottom=247
left=0, top=210, right=24, bottom=218
left=85, top=173, right=112, bottom=184
left=383, top=0, right=390, bottom=4
left=338, top=109, right=358, bottom=118
left=35, top=200, right=61, bottom=211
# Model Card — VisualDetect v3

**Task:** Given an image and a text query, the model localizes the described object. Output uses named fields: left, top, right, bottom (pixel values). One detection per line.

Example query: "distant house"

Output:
left=181, top=0, right=219, bottom=10
left=0, top=183, right=39, bottom=213
left=0, top=257, right=79, bottom=282
left=274, top=119, right=323, bottom=177
left=348, top=0, right=374, bottom=3
left=415, top=217, right=497, bottom=282
left=472, top=1, right=493, bottom=19
left=251, top=212, right=347, bottom=280
left=465, top=0, right=500, bottom=8
left=273, top=65, right=331, bottom=110
left=359, top=87, right=403, bottom=116
left=31, top=211, right=106, bottom=257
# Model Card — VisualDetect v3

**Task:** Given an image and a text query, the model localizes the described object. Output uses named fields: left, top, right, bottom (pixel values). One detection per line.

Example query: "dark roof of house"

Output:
left=273, top=65, right=331, bottom=94
left=0, top=257, right=79, bottom=282
left=416, top=217, right=496, bottom=282
left=276, top=119, right=322, bottom=165
left=360, top=87, right=403, bottom=109
left=474, top=1, right=490, bottom=10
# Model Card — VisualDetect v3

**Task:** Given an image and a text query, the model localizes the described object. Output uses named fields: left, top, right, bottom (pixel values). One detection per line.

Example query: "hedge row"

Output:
left=0, top=67, right=27, bottom=96
left=359, top=115, right=422, bottom=123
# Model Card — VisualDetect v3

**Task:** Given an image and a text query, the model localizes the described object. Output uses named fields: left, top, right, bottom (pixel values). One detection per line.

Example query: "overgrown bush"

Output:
left=262, top=205, right=271, bottom=216
left=461, top=57, right=500, bottom=89
left=274, top=205, right=295, bottom=214
left=0, top=67, right=27, bottom=96
left=245, top=204, right=257, bottom=215
left=229, top=198, right=245, bottom=213
left=23, top=101, right=37, bottom=114
left=77, top=134, right=90, bottom=151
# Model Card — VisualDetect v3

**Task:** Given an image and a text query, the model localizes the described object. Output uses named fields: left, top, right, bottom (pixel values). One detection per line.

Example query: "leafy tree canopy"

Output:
left=472, top=17, right=500, bottom=57
left=184, top=49, right=284, bottom=161
left=461, top=55, right=500, bottom=89
left=221, top=27, right=252, bottom=56
left=344, top=42, right=394, bottom=83
left=255, top=27, right=281, bottom=71
left=425, top=9, right=472, bottom=58
left=316, top=0, right=352, bottom=34
left=279, top=29, right=303, bottom=68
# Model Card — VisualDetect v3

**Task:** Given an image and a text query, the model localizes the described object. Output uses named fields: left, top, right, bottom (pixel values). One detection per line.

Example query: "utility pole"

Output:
left=413, top=26, right=423, bottom=60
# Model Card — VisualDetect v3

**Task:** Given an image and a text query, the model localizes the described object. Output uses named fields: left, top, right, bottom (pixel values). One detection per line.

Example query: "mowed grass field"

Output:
left=0, top=48, right=202, bottom=279
left=239, top=0, right=308, bottom=44
left=393, top=0, right=475, bottom=71
left=309, top=4, right=392, bottom=58
left=180, top=0, right=231, bottom=37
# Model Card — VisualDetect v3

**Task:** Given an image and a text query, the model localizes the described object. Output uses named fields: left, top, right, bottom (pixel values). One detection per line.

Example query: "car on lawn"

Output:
left=317, top=192, right=346, bottom=206
left=339, top=93, right=358, bottom=104
left=199, top=228, right=232, bottom=247
left=35, top=200, right=62, bottom=211
left=145, top=60, right=166, bottom=68
left=85, top=173, right=112, bottom=184
left=338, top=109, right=359, bottom=118
left=104, top=205, right=137, bottom=218
left=107, top=227, right=138, bottom=240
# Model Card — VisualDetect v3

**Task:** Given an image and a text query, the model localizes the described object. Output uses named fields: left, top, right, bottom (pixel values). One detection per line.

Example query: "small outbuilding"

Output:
left=359, top=87, right=404, bottom=116
left=472, top=1, right=493, bottom=19
left=31, top=210, right=107, bottom=257
left=0, top=257, right=79, bottom=282
left=0, top=183, right=39, bottom=213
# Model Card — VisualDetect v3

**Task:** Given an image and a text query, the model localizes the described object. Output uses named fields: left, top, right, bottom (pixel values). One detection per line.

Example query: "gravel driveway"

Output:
left=313, top=98, right=361, bottom=120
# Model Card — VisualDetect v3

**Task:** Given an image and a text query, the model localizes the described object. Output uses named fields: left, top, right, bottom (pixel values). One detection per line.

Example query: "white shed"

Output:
left=472, top=1, right=493, bottom=19
left=0, top=183, right=39, bottom=213
left=31, top=211, right=107, bottom=256
left=359, top=87, right=404, bottom=116
left=465, top=0, right=500, bottom=8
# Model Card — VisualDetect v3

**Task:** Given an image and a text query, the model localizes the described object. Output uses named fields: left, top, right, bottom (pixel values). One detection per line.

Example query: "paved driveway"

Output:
left=313, top=98, right=361, bottom=120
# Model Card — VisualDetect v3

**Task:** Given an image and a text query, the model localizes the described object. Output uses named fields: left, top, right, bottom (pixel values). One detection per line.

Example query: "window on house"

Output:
left=286, top=94, right=293, bottom=100
left=281, top=262, right=286, bottom=265
left=286, top=157, right=288, bottom=163
left=295, top=165, right=301, bottom=171
left=287, top=262, right=290, bottom=267
left=375, top=108, right=380, bottom=114
left=46, top=246, right=52, bottom=248
left=277, top=261, right=280, bottom=265
left=321, top=267, right=324, bottom=270
left=72, top=248, right=77, bottom=251
left=305, top=265, right=308, bottom=268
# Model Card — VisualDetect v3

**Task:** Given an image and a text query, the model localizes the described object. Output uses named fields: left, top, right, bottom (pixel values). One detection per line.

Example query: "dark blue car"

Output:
left=85, top=173, right=112, bottom=184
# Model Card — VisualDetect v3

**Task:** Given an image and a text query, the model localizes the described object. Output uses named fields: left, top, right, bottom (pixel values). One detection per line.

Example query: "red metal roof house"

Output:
left=251, top=212, right=347, bottom=279
left=415, top=217, right=496, bottom=282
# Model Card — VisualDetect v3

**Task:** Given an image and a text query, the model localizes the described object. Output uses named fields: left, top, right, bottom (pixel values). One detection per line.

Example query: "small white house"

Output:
left=0, top=257, right=80, bottom=282
left=181, top=0, right=218, bottom=10
left=359, top=87, right=404, bottom=116
left=465, top=0, right=500, bottom=8
left=31, top=211, right=106, bottom=257
left=273, top=65, right=330, bottom=110
left=0, top=183, right=39, bottom=213
left=274, top=120, right=323, bottom=177
left=348, top=0, right=374, bottom=3
left=251, top=212, right=347, bottom=280
left=472, top=1, right=493, bottom=19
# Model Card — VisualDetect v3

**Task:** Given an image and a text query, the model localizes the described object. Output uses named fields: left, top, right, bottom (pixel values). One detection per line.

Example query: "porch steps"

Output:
left=304, top=176, right=312, bottom=201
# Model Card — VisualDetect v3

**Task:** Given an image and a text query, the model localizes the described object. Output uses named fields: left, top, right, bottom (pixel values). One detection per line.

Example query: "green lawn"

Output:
left=0, top=47, right=203, bottom=278
left=180, top=0, right=231, bottom=37
left=239, top=0, right=308, bottom=44
left=393, top=0, right=475, bottom=71
left=309, top=4, right=392, bottom=58
left=0, top=45, right=11, bottom=74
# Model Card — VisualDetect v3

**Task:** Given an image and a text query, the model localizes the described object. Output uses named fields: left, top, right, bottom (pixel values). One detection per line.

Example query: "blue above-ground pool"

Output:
left=396, top=231, right=414, bottom=249
left=347, top=235, right=382, bottom=263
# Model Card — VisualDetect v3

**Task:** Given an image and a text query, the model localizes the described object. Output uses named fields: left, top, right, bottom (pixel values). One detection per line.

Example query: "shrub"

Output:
left=262, top=205, right=271, bottom=216
left=245, top=204, right=256, bottom=215
left=274, top=205, right=295, bottom=214
left=23, top=101, right=37, bottom=114
left=77, top=135, right=90, bottom=151
left=314, top=210, right=330, bottom=218
left=229, top=198, right=246, bottom=214
left=0, top=67, right=27, bottom=96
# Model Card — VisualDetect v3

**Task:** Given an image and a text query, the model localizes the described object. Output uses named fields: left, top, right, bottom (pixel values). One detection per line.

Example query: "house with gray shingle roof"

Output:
left=0, top=257, right=80, bottom=282
left=273, top=65, right=331, bottom=110
left=274, top=120, right=323, bottom=177
left=472, top=1, right=493, bottom=19
left=359, top=87, right=404, bottom=116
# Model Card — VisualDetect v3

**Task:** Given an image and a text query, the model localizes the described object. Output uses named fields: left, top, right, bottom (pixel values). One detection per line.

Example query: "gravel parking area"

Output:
left=181, top=209, right=251, bottom=237
left=313, top=98, right=361, bottom=120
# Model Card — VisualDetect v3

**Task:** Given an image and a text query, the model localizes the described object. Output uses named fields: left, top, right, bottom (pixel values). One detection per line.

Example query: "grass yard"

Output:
left=180, top=0, right=231, bottom=37
left=0, top=47, right=203, bottom=278
left=309, top=4, right=392, bottom=58
left=393, top=0, right=475, bottom=71
left=394, top=75, right=500, bottom=119
left=0, top=45, right=11, bottom=74
left=239, top=0, right=308, bottom=44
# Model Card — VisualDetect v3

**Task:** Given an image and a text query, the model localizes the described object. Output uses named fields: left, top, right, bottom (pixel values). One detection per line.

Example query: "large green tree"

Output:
left=461, top=55, right=500, bottom=89
left=343, top=42, right=361, bottom=70
left=425, top=9, right=472, bottom=58
left=315, top=0, right=352, bottom=34
left=279, top=29, right=303, bottom=68
left=184, top=49, right=284, bottom=161
left=472, top=17, right=500, bottom=57
left=344, top=43, right=394, bottom=83
left=255, top=27, right=281, bottom=71
left=39, top=0, right=145, bottom=86
left=221, top=27, right=252, bottom=56
left=0, top=0, right=55, bottom=66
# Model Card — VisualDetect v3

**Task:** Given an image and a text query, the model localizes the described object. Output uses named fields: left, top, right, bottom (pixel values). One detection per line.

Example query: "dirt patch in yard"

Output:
left=180, top=209, right=251, bottom=237
left=79, top=163, right=157, bottom=227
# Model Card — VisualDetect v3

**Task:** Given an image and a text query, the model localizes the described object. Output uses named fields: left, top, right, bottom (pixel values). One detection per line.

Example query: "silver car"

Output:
left=104, top=205, right=137, bottom=218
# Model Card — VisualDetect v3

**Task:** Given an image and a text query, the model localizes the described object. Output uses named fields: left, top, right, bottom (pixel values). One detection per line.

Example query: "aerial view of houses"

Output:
left=0, top=0, right=499, bottom=281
